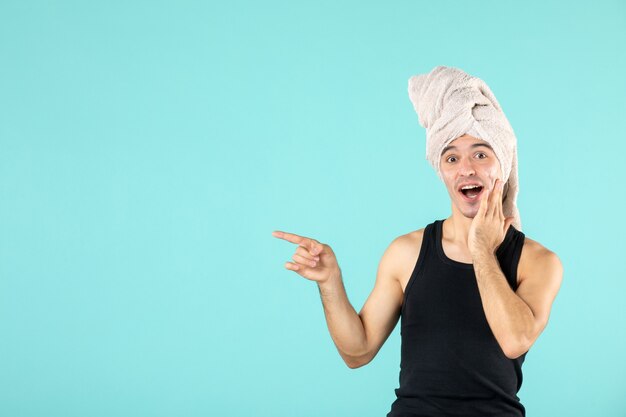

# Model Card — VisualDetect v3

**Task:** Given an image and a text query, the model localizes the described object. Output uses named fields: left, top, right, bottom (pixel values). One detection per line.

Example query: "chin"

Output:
left=463, top=212, right=478, bottom=219
left=458, top=206, right=479, bottom=219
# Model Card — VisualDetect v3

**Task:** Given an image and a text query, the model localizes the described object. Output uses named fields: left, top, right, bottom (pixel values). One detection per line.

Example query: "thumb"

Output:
left=310, top=240, right=322, bottom=256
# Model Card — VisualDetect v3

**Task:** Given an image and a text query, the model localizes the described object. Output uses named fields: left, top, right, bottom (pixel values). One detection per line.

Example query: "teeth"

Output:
left=461, top=184, right=481, bottom=190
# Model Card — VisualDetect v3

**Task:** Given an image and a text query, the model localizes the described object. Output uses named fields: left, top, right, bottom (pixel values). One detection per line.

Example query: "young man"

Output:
left=272, top=66, right=563, bottom=416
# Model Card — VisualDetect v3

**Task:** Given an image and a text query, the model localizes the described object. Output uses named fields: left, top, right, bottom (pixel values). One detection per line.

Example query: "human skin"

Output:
left=272, top=135, right=563, bottom=366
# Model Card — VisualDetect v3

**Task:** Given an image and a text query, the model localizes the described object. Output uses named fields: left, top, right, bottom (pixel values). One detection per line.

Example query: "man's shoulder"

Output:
left=518, top=234, right=563, bottom=283
left=519, top=234, right=560, bottom=261
left=389, top=227, right=426, bottom=252
left=380, top=227, right=428, bottom=288
left=387, top=219, right=442, bottom=253
left=383, top=227, right=428, bottom=269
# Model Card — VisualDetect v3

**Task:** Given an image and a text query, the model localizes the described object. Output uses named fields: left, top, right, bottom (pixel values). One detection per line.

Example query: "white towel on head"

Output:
left=408, top=65, right=522, bottom=231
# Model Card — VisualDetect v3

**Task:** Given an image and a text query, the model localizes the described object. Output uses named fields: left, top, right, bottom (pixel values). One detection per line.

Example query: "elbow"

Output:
left=503, top=346, right=528, bottom=360
left=503, top=320, right=547, bottom=359
left=345, top=360, right=365, bottom=369
left=342, top=352, right=373, bottom=369
left=502, top=318, right=545, bottom=359
left=502, top=336, right=532, bottom=360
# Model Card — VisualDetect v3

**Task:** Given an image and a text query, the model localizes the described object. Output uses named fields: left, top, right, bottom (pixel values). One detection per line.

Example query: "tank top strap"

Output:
left=495, top=224, right=526, bottom=291
left=422, top=220, right=438, bottom=257
left=400, top=221, right=437, bottom=317
left=413, top=220, right=438, bottom=273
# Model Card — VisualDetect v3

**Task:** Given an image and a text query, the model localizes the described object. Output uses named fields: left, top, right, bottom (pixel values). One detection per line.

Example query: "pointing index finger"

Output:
left=272, top=230, right=316, bottom=250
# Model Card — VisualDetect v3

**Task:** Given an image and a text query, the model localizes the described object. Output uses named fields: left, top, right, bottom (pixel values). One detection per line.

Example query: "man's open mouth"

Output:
left=458, top=184, right=484, bottom=200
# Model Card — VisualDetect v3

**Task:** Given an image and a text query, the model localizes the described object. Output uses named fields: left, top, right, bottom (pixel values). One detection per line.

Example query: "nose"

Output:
left=457, top=156, right=476, bottom=176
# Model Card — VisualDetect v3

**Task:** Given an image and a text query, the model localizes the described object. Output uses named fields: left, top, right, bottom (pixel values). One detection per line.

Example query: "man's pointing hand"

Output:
left=272, top=230, right=341, bottom=285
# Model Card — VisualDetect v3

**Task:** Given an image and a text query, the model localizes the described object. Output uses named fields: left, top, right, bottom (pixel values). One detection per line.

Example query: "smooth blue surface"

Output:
left=1, top=1, right=625, bottom=416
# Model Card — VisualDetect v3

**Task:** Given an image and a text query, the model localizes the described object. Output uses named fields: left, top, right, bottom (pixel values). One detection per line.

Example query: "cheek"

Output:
left=441, top=175, right=455, bottom=192
left=484, top=166, right=503, bottom=184
left=446, top=182, right=459, bottom=197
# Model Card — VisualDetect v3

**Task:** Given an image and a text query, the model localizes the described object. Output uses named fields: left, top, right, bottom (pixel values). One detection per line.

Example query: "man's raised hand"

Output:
left=272, top=230, right=341, bottom=285
left=468, top=178, right=515, bottom=257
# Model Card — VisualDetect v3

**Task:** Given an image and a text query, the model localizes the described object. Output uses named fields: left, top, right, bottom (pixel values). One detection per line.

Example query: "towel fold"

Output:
left=408, top=65, right=521, bottom=231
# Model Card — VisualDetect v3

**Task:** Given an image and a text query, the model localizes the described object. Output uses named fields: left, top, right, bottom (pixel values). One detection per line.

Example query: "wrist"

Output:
left=471, top=249, right=496, bottom=261
left=318, top=269, right=342, bottom=288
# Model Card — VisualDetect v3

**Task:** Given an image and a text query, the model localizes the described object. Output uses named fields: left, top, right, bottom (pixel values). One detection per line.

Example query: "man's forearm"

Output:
left=472, top=251, right=535, bottom=357
left=317, top=272, right=368, bottom=363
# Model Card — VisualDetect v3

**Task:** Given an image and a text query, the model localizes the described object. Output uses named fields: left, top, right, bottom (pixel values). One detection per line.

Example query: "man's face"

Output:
left=440, top=135, right=503, bottom=219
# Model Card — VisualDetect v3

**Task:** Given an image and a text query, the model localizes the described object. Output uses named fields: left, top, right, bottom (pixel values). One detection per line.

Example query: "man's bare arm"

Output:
left=468, top=178, right=563, bottom=359
left=318, top=238, right=405, bottom=368
left=472, top=250, right=535, bottom=358
left=273, top=230, right=406, bottom=369
left=472, top=243, right=563, bottom=359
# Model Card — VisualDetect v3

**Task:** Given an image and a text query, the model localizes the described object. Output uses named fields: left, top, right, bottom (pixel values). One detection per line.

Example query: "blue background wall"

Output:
left=1, top=1, right=624, bottom=416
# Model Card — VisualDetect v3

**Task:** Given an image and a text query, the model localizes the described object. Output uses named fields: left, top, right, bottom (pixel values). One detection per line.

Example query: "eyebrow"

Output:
left=441, top=142, right=494, bottom=156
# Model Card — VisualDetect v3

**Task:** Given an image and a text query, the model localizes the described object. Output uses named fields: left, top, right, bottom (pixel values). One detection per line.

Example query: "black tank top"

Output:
left=387, top=219, right=527, bottom=417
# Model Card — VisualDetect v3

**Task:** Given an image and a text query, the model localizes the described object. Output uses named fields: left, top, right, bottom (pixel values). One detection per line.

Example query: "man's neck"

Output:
left=443, top=212, right=474, bottom=249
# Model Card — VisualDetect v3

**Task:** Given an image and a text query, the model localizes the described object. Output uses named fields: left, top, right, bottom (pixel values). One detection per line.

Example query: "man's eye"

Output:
left=476, top=152, right=486, bottom=159
left=446, top=156, right=456, bottom=163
